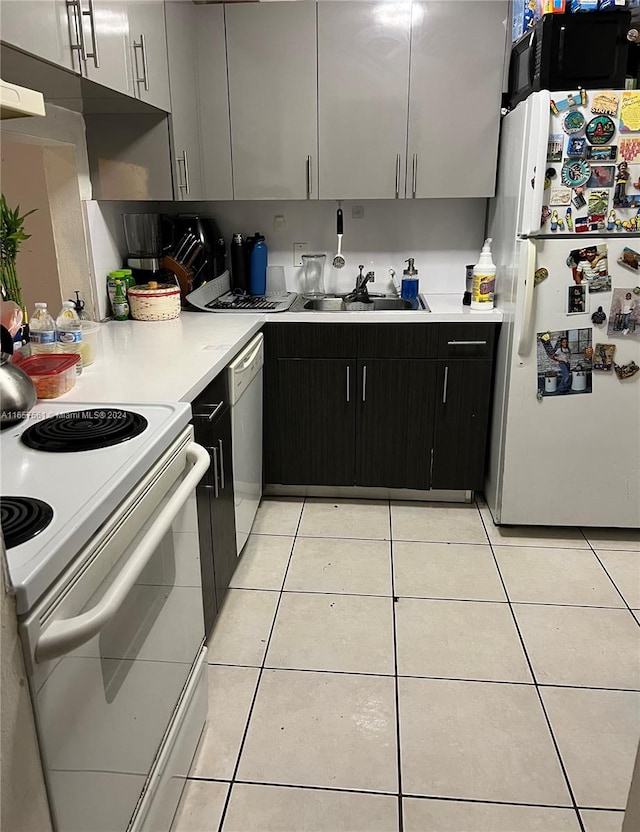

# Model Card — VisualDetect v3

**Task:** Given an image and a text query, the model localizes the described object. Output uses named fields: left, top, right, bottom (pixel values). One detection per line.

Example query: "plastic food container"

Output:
left=128, top=281, right=181, bottom=321
left=21, top=354, right=80, bottom=398
left=79, top=320, right=100, bottom=366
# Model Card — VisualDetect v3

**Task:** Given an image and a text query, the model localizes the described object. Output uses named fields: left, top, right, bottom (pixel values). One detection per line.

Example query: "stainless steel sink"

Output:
left=300, top=295, right=429, bottom=312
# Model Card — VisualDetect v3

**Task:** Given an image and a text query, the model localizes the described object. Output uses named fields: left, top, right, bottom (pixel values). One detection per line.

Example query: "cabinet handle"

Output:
left=362, top=365, right=367, bottom=403
left=82, top=0, right=100, bottom=68
left=306, top=155, right=312, bottom=198
left=442, top=366, right=449, bottom=404
left=346, top=365, right=350, bottom=403
left=411, top=153, right=417, bottom=198
left=193, top=402, right=224, bottom=422
left=447, top=340, right=487, bottom=346
left=395, top=154, right=400, bottom=199
left=218, top=439, right=225, bottom=490
left=66, top=0, right=87, bottom=66
left=211, top=446, right=220, bottom=498
left=177, top=150, right=190, bottom=195
left=133, top=34, right=149, bottom=92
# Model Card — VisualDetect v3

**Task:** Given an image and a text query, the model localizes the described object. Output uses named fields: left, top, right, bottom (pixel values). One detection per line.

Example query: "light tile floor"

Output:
left=173, top=498, right=640, bottom=832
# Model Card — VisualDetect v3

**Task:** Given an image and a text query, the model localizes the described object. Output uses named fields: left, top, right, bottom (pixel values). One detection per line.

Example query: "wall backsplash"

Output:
left=87, top=198, right=488, bottom=318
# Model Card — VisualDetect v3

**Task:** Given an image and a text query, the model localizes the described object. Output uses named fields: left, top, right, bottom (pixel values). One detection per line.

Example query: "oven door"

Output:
left=19, top=429, right=209, bottom=832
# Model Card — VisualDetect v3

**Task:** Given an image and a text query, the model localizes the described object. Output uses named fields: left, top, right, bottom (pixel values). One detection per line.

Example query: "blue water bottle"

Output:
left=250, top=233, right=268, bottom=296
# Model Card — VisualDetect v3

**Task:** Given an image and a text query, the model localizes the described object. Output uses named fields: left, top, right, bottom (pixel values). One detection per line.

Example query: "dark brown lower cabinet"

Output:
left=356, top=359, right=437, bottom=489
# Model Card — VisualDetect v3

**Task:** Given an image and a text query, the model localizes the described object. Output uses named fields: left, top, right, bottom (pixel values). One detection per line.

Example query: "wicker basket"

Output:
left=128, top=282, right=180, bottom=321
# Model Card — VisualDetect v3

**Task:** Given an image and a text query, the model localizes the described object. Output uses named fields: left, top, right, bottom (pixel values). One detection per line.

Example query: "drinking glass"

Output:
left=302, top=254, right=326, bottom=299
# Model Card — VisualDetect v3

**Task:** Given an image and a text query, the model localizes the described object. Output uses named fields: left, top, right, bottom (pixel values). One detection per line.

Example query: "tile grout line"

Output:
left=476, top=501, right=587, bottom=832
left=389, top=500, right=404, bottom=832
left=215, top=498, right=307, bottom=832
left=578, top=527, right=640, bottom=628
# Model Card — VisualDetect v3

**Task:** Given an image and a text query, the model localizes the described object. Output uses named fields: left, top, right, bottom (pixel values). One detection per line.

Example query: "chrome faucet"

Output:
left=349, top=265, right=372, bottom=300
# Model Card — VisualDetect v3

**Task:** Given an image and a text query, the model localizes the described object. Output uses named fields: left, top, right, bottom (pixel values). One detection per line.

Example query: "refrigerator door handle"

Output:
left=523, top=91, right=550, bottom=236
left=517, top=239, right=537, bottom=357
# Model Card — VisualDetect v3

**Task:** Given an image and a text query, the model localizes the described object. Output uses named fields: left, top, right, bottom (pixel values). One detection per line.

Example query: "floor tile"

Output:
left=393, top=541, right=505, bottom=601
left=208, top=589, right=279, bottom=667
left=284, top=537, right=392, bottom=596
left=479, top=504, right=590, bottom=548
left=579, top=810, right=625, bottom=832
left=582, top=527, right=640, bottom=552
left=399, top=677, right=571, bottom=805
left=189, top=665, right=260, bottom=780
left=403, top=797, right=580, bottom=831
left=297, top=499, right=390, bottom=540
left=171, top=780, right=229, bottom=832
left=494, top=546, right=625, bottom=607
left=597, top=550, right=640, bottom=609
left=391, top=501, right=487, bottom=544
left=251, top=498, right=304, bottom=536
left=514, top=604, right=640, bottom=689
left=237, top=669, right=397, bottom=792
left=542, top=687, right=640, bottom=809
left=395, top=598, right=531, bottom=682
left=223, top=783, right=398, bottom=832
left=229, top=534, right=293, bottom=591
left=266, top=592, right=394, bottom=675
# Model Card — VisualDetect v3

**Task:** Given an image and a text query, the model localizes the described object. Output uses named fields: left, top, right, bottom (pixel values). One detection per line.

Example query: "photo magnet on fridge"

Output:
left=568, top=284, right=587, bottom=314
left=568, top=244, right=608, bottom=285
left=547, top=135, right=564, bottom=163
left=586, top=167, right=615, bottom=189
left=608, top=289, right=640, bottom=339
left=617, top=247, right=640, bottom=272
left=589, top=275, right=612, bottom=294
left=593, top=343, right=616, bottom=372
left=536, top=329, right=593, bottom=397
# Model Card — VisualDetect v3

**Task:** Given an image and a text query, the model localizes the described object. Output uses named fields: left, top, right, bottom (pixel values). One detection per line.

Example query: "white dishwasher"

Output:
left=228, top=333, right=264, bottom=554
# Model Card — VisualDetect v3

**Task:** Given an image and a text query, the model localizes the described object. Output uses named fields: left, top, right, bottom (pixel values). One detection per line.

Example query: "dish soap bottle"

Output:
left=471, top=238, right=496, bottom=311
left=401, top=258, right=419, bottom=301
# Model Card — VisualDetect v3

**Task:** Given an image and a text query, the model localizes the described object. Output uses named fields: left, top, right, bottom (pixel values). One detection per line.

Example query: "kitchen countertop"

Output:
left=61, top=295, right=502, bottom=404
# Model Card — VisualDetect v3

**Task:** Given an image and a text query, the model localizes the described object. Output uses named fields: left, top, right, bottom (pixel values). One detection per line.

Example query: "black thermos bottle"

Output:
left=230, top=233, right=248, bottom=294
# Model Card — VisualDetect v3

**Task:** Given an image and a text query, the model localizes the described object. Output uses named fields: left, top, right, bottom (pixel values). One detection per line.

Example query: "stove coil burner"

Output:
left=21, top=409, right=149, bottom=452
left=0, top=497, right=54, bottom=549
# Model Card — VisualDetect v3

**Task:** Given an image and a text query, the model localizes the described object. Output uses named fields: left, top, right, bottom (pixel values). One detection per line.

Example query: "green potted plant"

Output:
left=1, top=194, right=35, bottom=339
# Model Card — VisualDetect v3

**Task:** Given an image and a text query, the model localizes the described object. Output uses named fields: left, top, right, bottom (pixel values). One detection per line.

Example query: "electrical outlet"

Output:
left=352, top=205, right=365, bottom=219
left=293, top=242, right=308, bottom=267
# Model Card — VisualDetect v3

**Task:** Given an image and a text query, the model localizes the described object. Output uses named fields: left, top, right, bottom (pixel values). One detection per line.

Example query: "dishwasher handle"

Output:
left=34, top=443, right=210, bottom=664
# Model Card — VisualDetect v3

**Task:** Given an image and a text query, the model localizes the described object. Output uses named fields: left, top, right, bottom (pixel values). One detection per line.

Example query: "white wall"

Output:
left=87, top=197, right=488, bottom=315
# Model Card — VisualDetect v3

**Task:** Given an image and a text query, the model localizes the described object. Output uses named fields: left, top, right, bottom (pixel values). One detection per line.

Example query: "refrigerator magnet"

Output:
left=572, top=190, right=587, bottom=209
left=536, top=329, right=593, bottom=397
left=619, top=91, right=640, bottom=134
left=608, top=289, right=640, bottom=338
left=534, top=268, right=549, bottom=286
left=593, top=343, right=615, bottom=372
left=592, top=307, right=607, bottom=325
left=569, top=245, right=608, bottom=285
left=591, top=92, right=619, bottom=118
left=586, top=116, right=615, bottom=146
left=550, top=210, right=559, bottom=231
left=586, top=146, right=617, bottom=162
left=565, top=207, right=574, bottom=231
left=567, top=137, right=587, bottom=158
left=586, top=166, right=615, bottom=188
left=588, top=191, right=609, bottom=217
left=613, top=162, right=630, bottom=207
left=568, top=284, right=587, bottom=314
left=547, top=135, right=564, bottom=162
left=589, top=275, right=612, bottom=294
left=619, top=138, right=640, bottom=163
left=607, top=209, right=617, bottom=231
left=563, top=111, right=586, bottom=135
left=613, top=360, right=639, bottom=380
left=550, top=187, right=572, bottom=206
left=561, top=159, right=590, bottom=188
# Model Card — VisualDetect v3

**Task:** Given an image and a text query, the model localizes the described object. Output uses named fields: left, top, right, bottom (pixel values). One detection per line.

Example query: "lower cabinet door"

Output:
left=356, top=359, right=437, bottom=489
left=209, top=408, right=238, bottom=612
left=431, top=359, right=494, bottom=491
left=271, top=359, right=356, bottom=486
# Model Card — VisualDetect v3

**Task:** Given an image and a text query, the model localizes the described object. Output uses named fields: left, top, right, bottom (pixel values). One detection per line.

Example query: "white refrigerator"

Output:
left=487, top=88, right=640, bottom=528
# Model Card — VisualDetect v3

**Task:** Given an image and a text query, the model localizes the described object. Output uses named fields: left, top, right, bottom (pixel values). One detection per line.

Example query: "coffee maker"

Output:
left=122, top=213, right=172, bottom=283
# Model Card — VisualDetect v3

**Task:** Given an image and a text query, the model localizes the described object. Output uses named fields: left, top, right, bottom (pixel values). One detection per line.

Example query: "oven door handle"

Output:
left=34, top=443, right=210, bottom=665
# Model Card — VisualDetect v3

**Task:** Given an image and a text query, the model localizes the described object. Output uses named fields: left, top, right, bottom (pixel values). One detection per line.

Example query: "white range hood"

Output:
left=0, top=79, right=45, bottom=119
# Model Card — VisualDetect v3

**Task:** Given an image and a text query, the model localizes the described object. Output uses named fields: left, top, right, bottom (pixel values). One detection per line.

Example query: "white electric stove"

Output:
left=0, top=401, right=210, bottom=832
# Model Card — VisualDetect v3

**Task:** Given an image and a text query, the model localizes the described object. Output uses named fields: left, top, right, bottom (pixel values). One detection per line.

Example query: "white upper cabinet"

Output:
left=1, top=0, right=76, bottom=72
left=318, top=2, right=411, bottom=200
left=407, top=1, right=508, bottom=198
left=126, top=0, right=171, bottom=111
left=225, top=2, right=318, bottom=200
left=79, top=1, right=131, bottom=97
left=195, top=4, right=233, bottom=200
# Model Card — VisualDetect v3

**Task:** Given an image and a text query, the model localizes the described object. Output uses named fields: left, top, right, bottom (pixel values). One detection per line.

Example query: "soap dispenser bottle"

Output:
left=401, top=258, right=419, bottom=301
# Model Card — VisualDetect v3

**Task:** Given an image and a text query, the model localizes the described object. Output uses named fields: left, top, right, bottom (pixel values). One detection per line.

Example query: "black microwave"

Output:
left=508, top=11, right=631, bottom=110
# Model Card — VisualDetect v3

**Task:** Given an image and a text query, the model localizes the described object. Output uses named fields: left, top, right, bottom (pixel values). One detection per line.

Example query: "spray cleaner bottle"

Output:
left=471, top=238, right=496, bottom=311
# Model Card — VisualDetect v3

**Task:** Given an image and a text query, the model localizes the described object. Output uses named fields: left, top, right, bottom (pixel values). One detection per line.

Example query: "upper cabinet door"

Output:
left=165, top=0, right=204, bottom=200
left=1, top=0, right=76, bottom=71
left=407, top=1, right=507, bottom=198
left=225, top=2, right=318, bottom=200
left=126, top=0, right=171, bottom=111
left=318, top=2, right=410, bottom=200
left=195, top=4, right=233, bottom=201
left=81, top=1, right=131, bottom=97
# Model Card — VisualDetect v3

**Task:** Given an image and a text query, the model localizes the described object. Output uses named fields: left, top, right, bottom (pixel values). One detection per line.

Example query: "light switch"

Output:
left=293, top=242, right=308, bottom=267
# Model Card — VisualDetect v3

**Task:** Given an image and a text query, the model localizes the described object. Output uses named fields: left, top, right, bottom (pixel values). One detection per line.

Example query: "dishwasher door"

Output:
left=228, top=333, right=264, bottom=554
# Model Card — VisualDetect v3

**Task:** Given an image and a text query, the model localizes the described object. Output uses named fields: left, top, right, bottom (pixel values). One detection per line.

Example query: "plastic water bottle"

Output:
left=29, top=303, right=57, bottom=354
left=55, top=300, right=83, bottom=374
left=249, top=234, right=268, bottom=296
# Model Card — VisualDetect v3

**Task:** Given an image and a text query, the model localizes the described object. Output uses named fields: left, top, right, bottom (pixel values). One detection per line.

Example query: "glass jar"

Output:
left=302, top=254, right=326, bottom=299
